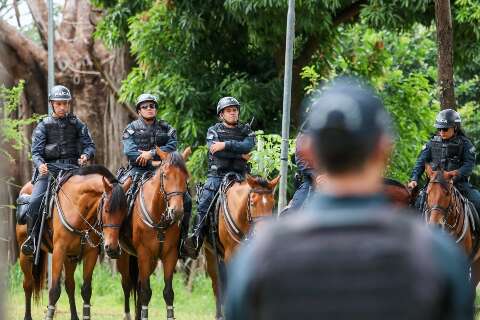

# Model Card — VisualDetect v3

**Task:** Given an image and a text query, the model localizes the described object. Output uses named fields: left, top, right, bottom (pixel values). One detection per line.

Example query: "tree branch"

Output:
left=25, top=0, right=48, bottom=49
left=294, top=0, right=367, bottom=68
left=0, top=19, right=47, bottom=70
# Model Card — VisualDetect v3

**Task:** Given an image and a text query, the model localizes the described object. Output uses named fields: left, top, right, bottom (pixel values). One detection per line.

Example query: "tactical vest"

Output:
left=43, top=116, right=80, bottom=161
left=250, top=210, right=447, bottom=320
left=430, top=135, right=463, bottom=171
left=208, top=123, right=250, bottom=175
left=130, top=119, right=170, bottom=151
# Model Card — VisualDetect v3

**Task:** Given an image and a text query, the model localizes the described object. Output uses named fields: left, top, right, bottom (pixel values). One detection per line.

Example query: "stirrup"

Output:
left=21, top=236, right=36, bottom=256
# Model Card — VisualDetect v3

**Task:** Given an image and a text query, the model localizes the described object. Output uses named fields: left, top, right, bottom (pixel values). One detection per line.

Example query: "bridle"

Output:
left=246, top=187, right=275, bottom=223
left=425, top=177, right=457, bottom=229
left=97, top=192, right=122, bottom=230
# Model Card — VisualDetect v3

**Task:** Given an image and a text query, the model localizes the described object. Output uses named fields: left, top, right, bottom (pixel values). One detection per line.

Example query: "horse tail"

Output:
left=129, top=255, right=138, bottom=307
left=32, top=249, right=47, bottom=302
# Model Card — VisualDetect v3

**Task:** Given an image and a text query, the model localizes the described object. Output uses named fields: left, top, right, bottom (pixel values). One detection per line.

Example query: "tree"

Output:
left=0, top=0, right=135, bottom=186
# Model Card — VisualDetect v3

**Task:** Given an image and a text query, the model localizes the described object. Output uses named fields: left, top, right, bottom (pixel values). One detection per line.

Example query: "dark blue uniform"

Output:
left=411, top=134, right=480, bottom=213
left=195, top=123, right=255, bottom=229
left=226, top=194, right=474, bottom=320
left=28, top=115, right=95, bottom=221
left=286, top=132, right=315, bottom=213
left=122, top=118, right=177, bottom=175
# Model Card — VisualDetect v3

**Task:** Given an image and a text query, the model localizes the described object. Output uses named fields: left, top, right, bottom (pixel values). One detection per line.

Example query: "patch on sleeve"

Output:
left=123, top=128, right=134, bottom=140
left=422, top=144, right=427, bottom=150
left=470, top=146, right=476, bottom=154
left=207, top=133, right=214, bottom=140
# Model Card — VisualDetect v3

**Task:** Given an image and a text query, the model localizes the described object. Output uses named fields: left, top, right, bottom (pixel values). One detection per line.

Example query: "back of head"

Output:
left=307, top=78, right=392, bottom=174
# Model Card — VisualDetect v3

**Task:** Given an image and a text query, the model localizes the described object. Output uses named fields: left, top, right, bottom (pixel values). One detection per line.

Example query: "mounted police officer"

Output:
left=21, top=85, right=96, bottom=256
left=226, top=79, right=473, bottom=320
left=122, top=93, right=177, bottom=176
left=408, top=109, right=480, bottom=214
left=121, top=93, right=192, bottom=244
left=182, top=97, right=255, bottom=259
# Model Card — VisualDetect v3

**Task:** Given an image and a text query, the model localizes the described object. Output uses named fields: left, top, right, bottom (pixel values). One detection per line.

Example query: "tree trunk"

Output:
left=435, top=0, right=455, bottom=110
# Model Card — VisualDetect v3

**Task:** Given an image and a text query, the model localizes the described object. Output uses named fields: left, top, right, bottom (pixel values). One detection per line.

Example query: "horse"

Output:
left=423, top=164, right=480, bottom=287
left=117, top=148, right=190, bottom=320
left=16, top=164, right=128, bottom=320
left=383, top=177, right=415, bottom=207
left=204, top=174, right=280, bottom=320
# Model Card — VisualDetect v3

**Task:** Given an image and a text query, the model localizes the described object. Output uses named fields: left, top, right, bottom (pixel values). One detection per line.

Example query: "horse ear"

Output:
left=425, top=163, right=434, bottom=178
left=182, top=147, right=192, bottom=161
left=246, top=174, right=257, bottom=187
left=268, top=175, right=281, bottom=189
left=102, top=176, right=113, bottom=193
left=156, top=146, right=169, bottom=160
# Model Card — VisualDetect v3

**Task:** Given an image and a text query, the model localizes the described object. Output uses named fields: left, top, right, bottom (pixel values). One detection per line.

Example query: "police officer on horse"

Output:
left=121, top=93, right=193, bottom=243
left=21, top=85, right=96, bottom=256
left=182, top=97, right=255, bottom=259
left=122, top=93, right=177, bottom=174
left=408, top=109, right=480, bottom=214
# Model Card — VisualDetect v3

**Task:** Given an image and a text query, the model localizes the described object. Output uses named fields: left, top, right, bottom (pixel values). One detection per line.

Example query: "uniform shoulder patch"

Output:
left=127, top=129, right=134, bottom=135
left=422, top=144, right=427, bottom=150
left=469, top=146, right=476, bottom=154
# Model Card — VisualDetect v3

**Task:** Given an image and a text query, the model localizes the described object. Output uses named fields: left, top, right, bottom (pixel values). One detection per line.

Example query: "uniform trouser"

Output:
left=27, top=174, right=49, bottom=224
left=456, top=182, right=480, bottom=214
left=195, top=176, right=222, bottom=232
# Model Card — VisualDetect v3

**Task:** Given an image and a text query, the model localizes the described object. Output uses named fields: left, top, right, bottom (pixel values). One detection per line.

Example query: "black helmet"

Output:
left=217, top=97, right=240, bottom=115
left=135, top=93, right=158, bottom=111
left=434, top=109, right=461, bottom=129
left=49, top=85, right=71, bottom=101
left=308, top=78, right=393, bottom=173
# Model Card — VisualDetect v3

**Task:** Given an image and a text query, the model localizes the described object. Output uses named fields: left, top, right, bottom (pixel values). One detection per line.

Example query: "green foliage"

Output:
left=0, top=81, right=44, bottom=162
left=249, top=131, right=295, bottom=179
left=187, top=145, right=209, bottom=186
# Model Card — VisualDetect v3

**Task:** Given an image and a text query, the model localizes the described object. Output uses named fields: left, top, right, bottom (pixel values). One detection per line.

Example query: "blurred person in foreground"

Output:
left=225, top=78, right=474, bottom=320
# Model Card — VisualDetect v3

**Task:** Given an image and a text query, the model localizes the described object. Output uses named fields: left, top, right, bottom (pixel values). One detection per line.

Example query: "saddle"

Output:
left=16, top=168, right=75, bottom=225
left=205, top=172, right=244, bottom=257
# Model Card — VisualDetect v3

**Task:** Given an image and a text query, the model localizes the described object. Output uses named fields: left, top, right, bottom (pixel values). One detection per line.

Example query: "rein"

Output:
left=221, top=184, right=274, bottom=243
left=137, top=164, right=185, bottom=240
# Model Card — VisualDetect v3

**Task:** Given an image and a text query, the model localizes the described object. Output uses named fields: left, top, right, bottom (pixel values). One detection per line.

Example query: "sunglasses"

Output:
left=438, top=128, right=451, bottom=132
left=140, top=103, right=157, bottom=110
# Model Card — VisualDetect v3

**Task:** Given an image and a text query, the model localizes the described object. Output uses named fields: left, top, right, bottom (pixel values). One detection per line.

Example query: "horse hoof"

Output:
left=124, top=313, right=132, bottom=320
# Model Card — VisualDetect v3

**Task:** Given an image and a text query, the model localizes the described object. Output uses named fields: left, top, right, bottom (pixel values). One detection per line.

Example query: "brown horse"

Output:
left=205, top=174, right=280, bottom=320
left=424, top=164, right=480, bottom=287
left=383, top=177, right=414, bottom=207
left=117, top=148, right=190, bottom=320
left=16, top=165, right=128, bottom=320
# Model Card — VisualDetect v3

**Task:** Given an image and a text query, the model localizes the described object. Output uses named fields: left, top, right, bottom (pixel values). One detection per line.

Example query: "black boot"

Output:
left=182, top=215, right=205, bottom=259
left=21, top=215, right=37, bottom=256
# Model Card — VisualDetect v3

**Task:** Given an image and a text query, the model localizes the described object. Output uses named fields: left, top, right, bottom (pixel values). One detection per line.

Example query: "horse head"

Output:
left=425, top=163, right=454, bottom=227
left=155, top=147, right=190, bottom=223
left=244, top=174, right=280, bottom=235
left=101, top=176, right=128, bottom=259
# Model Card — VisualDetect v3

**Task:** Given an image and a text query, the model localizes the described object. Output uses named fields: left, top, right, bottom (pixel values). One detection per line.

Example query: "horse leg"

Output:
left=81, top=248, right=98, bottom=320
left=64, top=259, right=79, bottom=320
left=45, top=247, right=67, bottom=320
left=162, top=249, right=178, bottom=320
left=19, top=255, right=33, bottom=320
left=137, top=248, right=154, bottom=320
left=205, top=249, right=223, bottom=320
left=117, top=253, right=132, bottom=320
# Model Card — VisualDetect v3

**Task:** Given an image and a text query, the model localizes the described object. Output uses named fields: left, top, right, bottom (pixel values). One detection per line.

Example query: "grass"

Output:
left=7, top=261, right=216, bottom=319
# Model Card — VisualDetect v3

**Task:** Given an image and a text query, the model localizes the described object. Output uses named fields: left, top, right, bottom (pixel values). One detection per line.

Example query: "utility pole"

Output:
left=278, top=0, right=295, bottom=213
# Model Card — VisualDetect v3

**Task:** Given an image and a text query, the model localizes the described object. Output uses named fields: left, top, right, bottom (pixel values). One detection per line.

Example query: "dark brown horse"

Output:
left=423, top=164, right=480, bottom=287
left=205, top=174, right=280, bottom=320
left=117, top=148, right=190, bottom=320
left=383, top=177, right=414, bottom=207
left=16, top=165, right=128, bottom=320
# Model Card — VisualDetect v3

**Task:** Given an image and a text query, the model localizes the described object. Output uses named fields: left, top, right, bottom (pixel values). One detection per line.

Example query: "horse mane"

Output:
left=73, top=164, right=118, bottom=183
left=72, top=164, right=127, bottom=213
left=164, top=151, right=189, bottom=176
left=250, top=175, right=270, bottom=189
left=383, top=177, right=405, bottom=189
